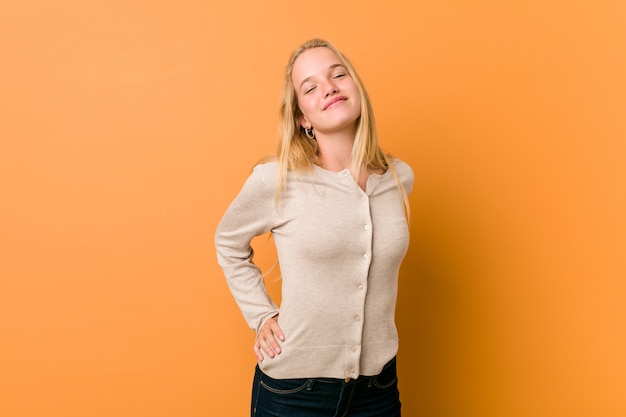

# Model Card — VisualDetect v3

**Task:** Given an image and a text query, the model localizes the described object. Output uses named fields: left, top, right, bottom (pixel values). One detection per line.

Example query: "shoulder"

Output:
left=233, top=161, right=278, bottom=201
left=388, top=157, right=414, bottom=193
left=389, top=158, right=413, bottom=179
left=251, top=161, right=279, bottom=184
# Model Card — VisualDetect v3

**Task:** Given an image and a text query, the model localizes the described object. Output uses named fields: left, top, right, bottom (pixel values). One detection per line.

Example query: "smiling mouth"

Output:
left=323, top=97, right=347, bottom=110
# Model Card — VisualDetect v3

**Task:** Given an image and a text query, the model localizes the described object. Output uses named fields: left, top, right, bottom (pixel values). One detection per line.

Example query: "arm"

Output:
left=214, top=163, right=284, bottom=359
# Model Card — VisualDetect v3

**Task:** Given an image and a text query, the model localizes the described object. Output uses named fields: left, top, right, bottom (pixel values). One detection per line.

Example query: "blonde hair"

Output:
left=269, top=39, right=410, bottom=219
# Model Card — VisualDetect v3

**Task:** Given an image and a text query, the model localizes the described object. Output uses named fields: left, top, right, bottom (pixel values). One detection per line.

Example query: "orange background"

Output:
left=1, top=1, right=625, bottom=416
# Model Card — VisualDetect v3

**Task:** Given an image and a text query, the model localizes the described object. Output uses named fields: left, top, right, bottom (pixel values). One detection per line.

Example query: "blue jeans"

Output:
left=251, top=357, right=401, bottom=417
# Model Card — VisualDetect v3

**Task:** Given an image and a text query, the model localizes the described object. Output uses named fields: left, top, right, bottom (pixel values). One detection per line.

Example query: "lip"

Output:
left=323, top=96, right=348, bottom=111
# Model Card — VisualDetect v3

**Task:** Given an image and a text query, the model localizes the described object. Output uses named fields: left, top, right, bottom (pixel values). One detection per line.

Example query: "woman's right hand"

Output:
left=254, top=315, right=285, bottom=362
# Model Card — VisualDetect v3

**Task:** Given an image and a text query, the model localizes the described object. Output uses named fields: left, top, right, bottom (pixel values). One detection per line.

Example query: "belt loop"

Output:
left=367, top=376, right=373, bottom=388
left=306, top=379, right=315, bottom=390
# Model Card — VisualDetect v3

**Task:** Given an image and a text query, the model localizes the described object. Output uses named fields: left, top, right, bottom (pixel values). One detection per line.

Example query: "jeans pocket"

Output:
left=372, top=357, right=398, bottom=390
left=260, top=375, right=313, bottom=395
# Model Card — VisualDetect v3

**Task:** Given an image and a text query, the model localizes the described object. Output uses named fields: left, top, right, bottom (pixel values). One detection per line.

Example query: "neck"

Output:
left=315, top=129, right=357, bottom=172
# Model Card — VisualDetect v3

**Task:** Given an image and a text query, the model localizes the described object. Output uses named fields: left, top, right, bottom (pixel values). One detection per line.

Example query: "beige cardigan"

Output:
left=215, top=160, right=413, bottom=379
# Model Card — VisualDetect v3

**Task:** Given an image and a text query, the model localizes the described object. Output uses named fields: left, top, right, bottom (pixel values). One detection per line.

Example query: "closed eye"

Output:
left=332, top=73, right=346, bottom=79
left=304, top=86, right=316, bottom=94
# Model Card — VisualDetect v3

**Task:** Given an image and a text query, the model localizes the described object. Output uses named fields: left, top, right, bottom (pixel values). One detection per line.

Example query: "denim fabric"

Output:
left=251, top=357, right=401, bottom=417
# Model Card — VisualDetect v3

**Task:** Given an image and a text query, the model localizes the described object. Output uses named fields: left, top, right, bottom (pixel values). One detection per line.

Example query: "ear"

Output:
left=299, top=115, right=311, bottom=130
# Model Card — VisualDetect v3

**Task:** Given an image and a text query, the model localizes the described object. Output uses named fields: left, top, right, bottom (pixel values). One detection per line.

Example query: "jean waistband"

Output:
left=306, top=356, right=396, bottom=385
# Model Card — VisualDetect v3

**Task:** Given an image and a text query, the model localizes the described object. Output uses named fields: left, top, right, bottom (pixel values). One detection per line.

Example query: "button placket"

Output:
left=343, top=191, right=370, bottom=381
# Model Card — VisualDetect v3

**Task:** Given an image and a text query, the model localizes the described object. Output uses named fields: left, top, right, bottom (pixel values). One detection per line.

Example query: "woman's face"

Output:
left=291, top=47, right=362, bottom=136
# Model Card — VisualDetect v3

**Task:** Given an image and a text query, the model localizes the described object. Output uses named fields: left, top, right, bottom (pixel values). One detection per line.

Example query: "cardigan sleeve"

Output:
left=214, top=163, right=280, bottom=333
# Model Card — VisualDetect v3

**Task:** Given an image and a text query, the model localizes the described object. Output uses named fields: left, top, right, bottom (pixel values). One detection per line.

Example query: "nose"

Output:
left=323, top=82, right=339, bottom=98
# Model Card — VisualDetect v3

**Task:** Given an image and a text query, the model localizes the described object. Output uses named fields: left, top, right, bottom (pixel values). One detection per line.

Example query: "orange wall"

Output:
left=1, top=1, right=625, bottom=416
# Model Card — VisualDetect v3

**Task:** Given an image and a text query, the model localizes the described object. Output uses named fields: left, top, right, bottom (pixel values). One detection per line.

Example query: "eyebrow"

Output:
left=299, top=63, right=347, bottom=90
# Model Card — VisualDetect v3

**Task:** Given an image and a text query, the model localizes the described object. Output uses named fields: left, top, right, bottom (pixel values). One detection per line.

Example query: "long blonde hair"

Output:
left=270, top=39, right=409, bottom=218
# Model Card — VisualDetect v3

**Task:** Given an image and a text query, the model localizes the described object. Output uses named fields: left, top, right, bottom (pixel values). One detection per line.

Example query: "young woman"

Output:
left=215, top=39, right=413, bottom=417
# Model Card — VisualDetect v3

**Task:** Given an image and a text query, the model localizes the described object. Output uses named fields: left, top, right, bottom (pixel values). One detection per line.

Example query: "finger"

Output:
left=268, top=320, right=285, bottom=342
left=267, top=331, right=283, bottom=355
left=253, top=343, right=265, bottom=362
left=259, top=327, right=283, bottom=356
left=258, top=335, right=279, bottom=358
